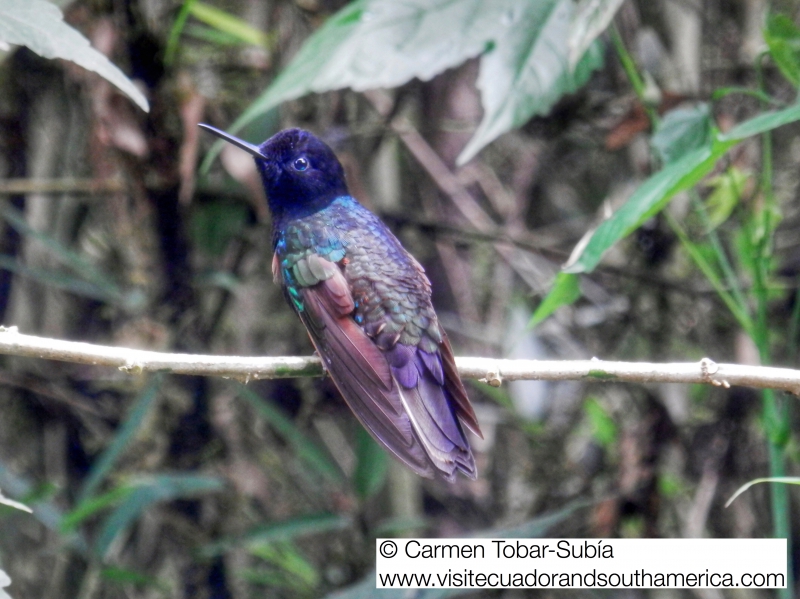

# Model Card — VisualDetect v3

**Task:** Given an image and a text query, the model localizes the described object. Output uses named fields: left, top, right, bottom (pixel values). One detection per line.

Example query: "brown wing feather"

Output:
left=277, top=252, right=479, bottom=480
left=438, top=327, right=483, bottom=439
left=293, top=264, right=438, bottom=477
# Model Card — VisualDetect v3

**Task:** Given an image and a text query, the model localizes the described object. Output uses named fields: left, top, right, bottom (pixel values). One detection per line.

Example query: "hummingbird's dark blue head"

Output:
left=199, top=124, right=349, bottom=221
left=256, top=128, right=349, bottom=217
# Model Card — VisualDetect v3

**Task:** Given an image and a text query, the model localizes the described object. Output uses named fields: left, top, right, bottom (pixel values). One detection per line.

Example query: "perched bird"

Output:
left=199, top=124, right=482, bottom=481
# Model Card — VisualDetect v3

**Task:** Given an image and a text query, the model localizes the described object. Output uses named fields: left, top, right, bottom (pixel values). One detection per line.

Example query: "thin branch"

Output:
left=0, top=178, right=124, bottom=195
left=1, top=327, right=799, bottom=395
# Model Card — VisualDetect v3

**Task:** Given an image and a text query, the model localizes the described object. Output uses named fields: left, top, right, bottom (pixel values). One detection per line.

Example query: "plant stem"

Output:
left=753, top=53, right=793, bottom=591
left=610, top=25, right=659, bottom=129
left=689, top=191, right=750, bottom=322
left=165, top=0, right=199, bottom=66
left=664, top=211, right=753, bottom=335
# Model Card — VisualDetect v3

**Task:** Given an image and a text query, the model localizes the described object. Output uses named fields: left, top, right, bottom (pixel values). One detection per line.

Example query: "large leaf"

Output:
left=0, top=0, right=148, bottom=111
left=718, top=102, right=800, bottom=141
left=764, top=13, right=800, bottom=88
left=458, top=0, right=603, bottom=164
left=565, top=103, right=800, bottom=273
left=215, top=0, right=503, bottom=137
left=0, top=569, right=12, bottom=599
left=204, top=0, right=603, bottom=170
left=565, top=142, right=727, bottom=273
left=651, top=103, right=712, bottom=166
left=568, top=0, right=625, bottom=67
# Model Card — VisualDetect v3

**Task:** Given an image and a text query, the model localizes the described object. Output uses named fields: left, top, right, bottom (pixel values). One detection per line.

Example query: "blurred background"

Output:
left=0, top=0, right=799, bottom=597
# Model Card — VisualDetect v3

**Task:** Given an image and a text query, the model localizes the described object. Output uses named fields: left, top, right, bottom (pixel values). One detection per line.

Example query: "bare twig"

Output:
left=364, top=90, right=496, bottom=232
left=1, top=327, right=799, bottom=395
left=0, top=178, right=125, bottom=195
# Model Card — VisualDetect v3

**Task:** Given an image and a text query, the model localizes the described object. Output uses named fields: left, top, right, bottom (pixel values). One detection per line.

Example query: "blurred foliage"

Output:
left=202, top=0, right=607, bottom=169
left=0, top=0, right=800, bottom=598
left=764, top=13, right=800, bottom=88
left=650, top=103, right=713, bottom=166
left=0, top=0, right=148, bottom=110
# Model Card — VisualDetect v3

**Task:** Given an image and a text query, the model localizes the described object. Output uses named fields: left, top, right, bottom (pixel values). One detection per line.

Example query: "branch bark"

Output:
left=1, top=326, right=799, bottom=395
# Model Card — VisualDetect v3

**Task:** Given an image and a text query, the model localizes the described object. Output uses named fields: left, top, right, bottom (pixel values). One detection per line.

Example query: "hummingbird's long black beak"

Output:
left=198, top=123, right=266, bottom=159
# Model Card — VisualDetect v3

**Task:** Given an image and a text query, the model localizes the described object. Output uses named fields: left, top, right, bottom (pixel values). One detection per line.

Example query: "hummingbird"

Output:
left=199, top=124, right=482, bottom=481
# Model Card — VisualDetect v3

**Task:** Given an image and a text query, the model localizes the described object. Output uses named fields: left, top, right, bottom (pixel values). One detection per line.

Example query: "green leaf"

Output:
left=0, top=254, right=139, bottom=307
left=245, top=541, right=320, bottom=590
left=61, top=484, right=134, bottom=532
left=242, top=514, right=349, bottom=544
left=0, top=0, right=148, bottom=111
left=565, top=142, right=725, bottom=273
left=205, top=0, right=512, bottom=166
left=353, top=426, right=388, bottom=500
left=583, top=397, right=617, bottom=447
left=200, top=0, right=361, bottom=170
left=704, top=167, right=749, bottom=231
left=236, top=384, right=343, bottom=484
left=764, top=13, right=800, bottom=87
left=202, top=513, right=350, bottom=557
left=77, top=376, right=162, bottom=504
left=0, top=462, right=85, bottom=552
left=0, top=200, right=135, bottom=307
left=725, top=476, right=800, bottom=508
left=100, top=567, right=169, bottom=591
left=183, top=23, right=250, bottom=47
left=164, top=0, right=198, bottom=65
left=95, top=474, right=224, bottom=558
left=188, top=1, right=271, bottom=47
left=651, top=103, right=712, bottom=166
left=734, top=221, right=759, bottom=280
left=565, top=102, right=800, bottom=274
left=668, top=215, right=752, bottom=333
left=458, top=0, right=604, bottom=164
left=568, top=0, right=624, bottom=68
left=244, top=0, right=528, bottom=107
left=658, top=473, right=687, bottom=497
left=203, top=0, right=602, bottom=170
left=719, top=102, right=800, bottom=141
left=529, top=272, right=580, bottom=327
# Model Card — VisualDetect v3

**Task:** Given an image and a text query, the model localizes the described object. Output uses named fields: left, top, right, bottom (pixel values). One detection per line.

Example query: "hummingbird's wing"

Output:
left=275, top=252, right=478, bottom=481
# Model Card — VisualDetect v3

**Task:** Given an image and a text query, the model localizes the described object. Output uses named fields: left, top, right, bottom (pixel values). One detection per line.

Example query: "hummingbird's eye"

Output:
left=292, top=157, right=309, bottom=171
